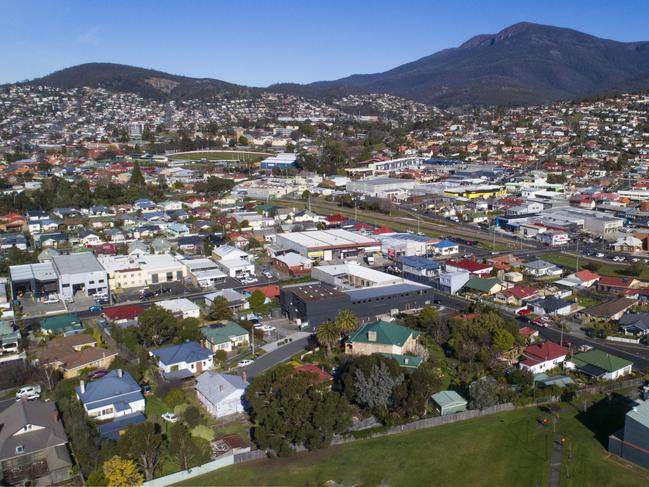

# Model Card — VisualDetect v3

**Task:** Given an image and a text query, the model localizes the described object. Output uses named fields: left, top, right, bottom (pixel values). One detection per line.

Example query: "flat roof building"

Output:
left=276, top=229, right=380, bottom=262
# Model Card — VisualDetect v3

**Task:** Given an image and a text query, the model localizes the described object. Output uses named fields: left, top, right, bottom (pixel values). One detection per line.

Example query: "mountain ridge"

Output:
left=16, top=22, right=649, bottom=106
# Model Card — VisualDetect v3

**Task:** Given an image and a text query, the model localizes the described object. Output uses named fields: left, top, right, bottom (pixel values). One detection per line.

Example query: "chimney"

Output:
left=367, top=331, right=377, bottom=342
left=242, top=371, right=248, bottom=383
left=219, top=385, right=224, bottom=392
left=117, top=368, right=123, bottom=378
left=79, top=380, right=85, bottom=394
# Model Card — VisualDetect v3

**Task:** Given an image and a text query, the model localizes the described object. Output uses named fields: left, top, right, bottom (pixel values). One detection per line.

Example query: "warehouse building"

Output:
left=275, top=229, right=380, bottom=262
left=51, top=253, right=109, bottom=299
left=346, top=177, right=417, bottom=199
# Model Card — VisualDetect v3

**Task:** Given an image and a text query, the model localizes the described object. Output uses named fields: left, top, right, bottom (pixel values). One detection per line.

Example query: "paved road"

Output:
left=240, top=336, right=311, bottom=379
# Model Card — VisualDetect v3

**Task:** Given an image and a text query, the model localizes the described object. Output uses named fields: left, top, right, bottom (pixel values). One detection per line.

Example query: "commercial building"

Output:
left=51, top=253, right=109, bottom=299
left=275, top=229, right=380, bottom=262
left=347, top=177, right=417, bottom=199
left=98, top=254, right=187, bottom=290
left=377, top=233, right=439, bottom=258
left=609, top=399, right=649, bottom=470
left=9, top=262, right=59, bottom=298
left=260, top=152, right=298, bottom=171
left=443, top=185, right=507, bottom=199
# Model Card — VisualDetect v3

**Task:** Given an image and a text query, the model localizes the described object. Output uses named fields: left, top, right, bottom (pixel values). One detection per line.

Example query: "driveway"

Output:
left=241, top=335, right=311, bottom=379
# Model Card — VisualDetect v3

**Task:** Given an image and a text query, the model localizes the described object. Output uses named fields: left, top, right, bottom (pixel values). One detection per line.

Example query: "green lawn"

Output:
left=169, top=151, right=269, bottom=162
left=542, top=253, right=649, bottom=280
left=176, top=402, right=649, bottom=487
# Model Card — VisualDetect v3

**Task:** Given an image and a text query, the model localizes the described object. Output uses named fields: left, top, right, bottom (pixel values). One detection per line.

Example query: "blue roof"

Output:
left=434, top=240, right=458, bottom=248
left=150, top=341, right=213, bottom=367
left=76, top=370, right=142, bottom=407
left=399, top=255, right=440, bottom=270
left=97, top=412, right=147, bottom=440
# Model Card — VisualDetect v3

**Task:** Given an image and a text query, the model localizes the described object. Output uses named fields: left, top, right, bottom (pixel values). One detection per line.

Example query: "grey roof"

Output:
left=347, top=282, right=430, bottom=301
left=525, top=260, right=556, bottom=270
left=431, top=390, right=467, bottom=408
left=9, top=262, right=57, bottom=282
left=205, top=289, right=247, bottom=304
left=196, top=371, right=248, bottom=406
left=52, top=252, right=104, bottom=275
left=0, top=400, right=69, bottom=461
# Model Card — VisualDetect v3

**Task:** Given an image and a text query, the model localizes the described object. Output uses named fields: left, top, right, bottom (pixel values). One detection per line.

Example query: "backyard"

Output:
left=169, top=151, right=269, bottom=162
left=177, top=397, right=649, bottom=487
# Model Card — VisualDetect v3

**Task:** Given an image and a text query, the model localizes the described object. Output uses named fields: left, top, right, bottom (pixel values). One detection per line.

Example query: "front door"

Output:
left=196, top=361, right=203, bottom=374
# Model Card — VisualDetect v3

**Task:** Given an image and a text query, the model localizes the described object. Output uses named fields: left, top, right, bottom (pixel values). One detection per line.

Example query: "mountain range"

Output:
left=20, top=22, right=649, bottom=106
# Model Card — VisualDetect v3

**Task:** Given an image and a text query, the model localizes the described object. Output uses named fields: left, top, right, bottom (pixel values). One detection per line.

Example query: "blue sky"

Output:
left=1, top=0, right=648, bottom=86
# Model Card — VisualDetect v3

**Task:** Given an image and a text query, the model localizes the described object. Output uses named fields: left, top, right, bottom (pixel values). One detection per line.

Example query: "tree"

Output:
left=214, top=349, right=227, bottom=363
left=315, top=320, right=339, bottom=355
left=205, top=296, right=233, bottom=321
left=492, top=328, right=515, bottom=351
left=119, top=422, right=164, bottom=480
left=102, top=456, right=144, bottom=487
left=248, top=290, right=266, bottom=312
left=238, top=135, right=249, bottom=145
left=178, top=317, right=201, bottom=341
left=353, top=360, right=403, bottom=411
left=468, top=377, right=499, bottom=410
left=334, top=309, right=358, bottom=336
left=182, top=405, right=202, bottom=428
left=168, top=423, right=209, bottom=470
left=137, top=305, right=176, bottom=347
left=246, top=364, right=352, bottom=454
left=164, top=388, right=186, bottom=409
left=129, top=161, right=146, bottom=187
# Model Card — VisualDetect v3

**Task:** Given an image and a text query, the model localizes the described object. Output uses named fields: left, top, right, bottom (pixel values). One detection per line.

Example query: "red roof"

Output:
left=574, top=269, right=599, bottom=282
left=103, top=305, right=145, bottom=321
left=523, top=341, right=568, bottom=363
left=295, top=364, right=332, bottom=383
left=325, top=214, right=347, bottom=223
left=598, top=276, right=637, bottom=288
left=446, top=259, right=492, bottom=273
left=244, top=285, right=280, bottom=299
left=372, top=226, right=395, bottom=235
left=502, top=285, right=539, bottom=300
left=519, top=326, right=537, bottom=337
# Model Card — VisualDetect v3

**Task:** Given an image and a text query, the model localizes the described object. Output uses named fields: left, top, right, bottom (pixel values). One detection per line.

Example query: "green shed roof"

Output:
left=349, top=320, right=419, bottom=347
left=569, top=349, right=632, bottom=373
left=41, top=313, right=82, bottom=332
left=465, top=277, right=501, bottom=293
left=431, top=390, right=467, bottom=408
left=200, top=322, right=249, bottom=344
left=381, top=353, right=422, bottom=368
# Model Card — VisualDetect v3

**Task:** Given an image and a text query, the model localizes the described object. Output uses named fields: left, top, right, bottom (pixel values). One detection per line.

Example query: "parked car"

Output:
left=161, top=412, right=179, bottom=423
left=89, top=305, right=103, bottom=313
left=16, top=385, right=41, bottom=401
left=237, top=359, right=254, bottom=368
left=87, top=369, right=109, bottom=381
left=139, top=290, right=155, bottom=300
left=141, top=383, right=152, bottom=395
left=262, top=271, right=274, bottom=279
left=43, top=296, right=59, bottom=304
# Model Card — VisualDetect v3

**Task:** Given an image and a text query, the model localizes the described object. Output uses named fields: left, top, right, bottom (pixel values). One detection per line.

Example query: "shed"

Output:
left=431, top=390, right=467, bottom=416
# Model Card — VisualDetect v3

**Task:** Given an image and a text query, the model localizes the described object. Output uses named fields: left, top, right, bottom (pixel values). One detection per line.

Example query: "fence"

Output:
left=606, top=335, right=641, bottom=344
left=141, top=453, right=235, bottom=487
left=580, top=377, right=644, bottom=395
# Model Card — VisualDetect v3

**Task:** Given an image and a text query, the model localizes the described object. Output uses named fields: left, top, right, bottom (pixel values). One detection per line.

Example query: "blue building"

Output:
left=260, top=153, right=298, bottom=171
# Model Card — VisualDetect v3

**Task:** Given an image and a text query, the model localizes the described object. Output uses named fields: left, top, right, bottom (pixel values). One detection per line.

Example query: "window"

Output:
left=15, top=445, right=24, bottom=454
left=89, top=280, right=95, bottom=284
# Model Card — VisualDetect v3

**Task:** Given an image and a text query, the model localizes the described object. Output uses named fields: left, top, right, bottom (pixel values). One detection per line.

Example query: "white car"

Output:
left=259, top=324, right=276, bottom=332
left=16, top=385, right=41, bottom=401
left=161, top=412, right=179, bottom=423
left=237, top=359, right=254, bottom=368
left=43, top=296, right=59, bottom=304
left=262, top=271, right=274, bottom=279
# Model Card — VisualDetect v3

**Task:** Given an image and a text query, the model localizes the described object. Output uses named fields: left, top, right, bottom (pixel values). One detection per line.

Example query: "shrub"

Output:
left=164, top=388, right=186, bottom=409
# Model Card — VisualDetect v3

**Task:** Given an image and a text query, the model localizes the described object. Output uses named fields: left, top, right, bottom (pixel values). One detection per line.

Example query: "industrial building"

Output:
left=346, top=177, right=417, bottom=199
left=51, top=253, right=109, bottom=299
left=275, top=229, right=380, bottom=262
left=260, top=152, right=298, bottom=171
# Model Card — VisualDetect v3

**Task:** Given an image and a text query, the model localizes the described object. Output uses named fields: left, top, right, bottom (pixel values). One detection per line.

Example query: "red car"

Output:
left=87, top=369, right=109, bottom=381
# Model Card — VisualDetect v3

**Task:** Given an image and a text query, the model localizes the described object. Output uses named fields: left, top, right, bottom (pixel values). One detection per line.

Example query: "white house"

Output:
left=564, top=349, right=633, bottom=380
left=75, top=369, right=145, bottom=421
left=150, top=341, right=214, bottom=377
left=156, top=298, right=201, bottom=319
left=196, top=371, right=248, bottom=418
left=519, top=342, right=568, bottom=374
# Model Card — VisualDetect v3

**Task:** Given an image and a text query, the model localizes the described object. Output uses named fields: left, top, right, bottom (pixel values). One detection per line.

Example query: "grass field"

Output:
left=542, top=253, right=649, bottom=280
left=176, top=398, right=649, bottom=487
left=169, top=151, right=270, bottom=162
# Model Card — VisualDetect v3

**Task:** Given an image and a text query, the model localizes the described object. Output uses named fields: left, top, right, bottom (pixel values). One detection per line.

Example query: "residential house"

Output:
left=35, top=333, right=117, bottom=378
left=564, top=349, right=633, bottom=380
left=204, top=289, right=250, bottom=314
left=103, top=305, right=145, bottom=325
left=556, top=269, right=600, bottom=289
left=0, top=400, right=73, bottom=485
left=78, top=229, right=102, bottom=246
left=195, top=371, right=248, bottom=419
left=445, top=259, right=493, bottom=277
left=399, top=256, right=441, bottom=284
left=156, top=298, right=201, bottom=319
left=151, top=237, right=172, bottom=254
left=200, top=322, right=250, bottom=353
left=76, top=369, right=145, bottom=424
left=438, top=270, right=471, bottom=294
left=432, top=240, right=460, bottom=256
left=523, top=260, right=563, bottom=278
left=463, top=277, right=503, bottom=296
left=150, top=341, right=214, bottom=378
left=579, top=298, right=637, bottom=322
left=495, top=285, right=541, bottom=307
left=526, top=296, right=577, bottom=317
left=519, top=341, right=569, bottom=374
left=619, top=312, right=649, bottom=336
left=597, top=276, right=641, bottom=294
left=345, top=320, right=422, bottom=368
left=612, top=236, right=643, bottom=253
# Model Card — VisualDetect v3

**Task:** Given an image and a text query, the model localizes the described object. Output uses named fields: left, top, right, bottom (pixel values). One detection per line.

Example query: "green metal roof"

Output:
left=569, top=349, right=632, bottom=373
left=465, top=277, right=501, bottom=293
left=41, top=313, right=82, bottom=332
left=200, top=322, right=249, bottom=345
left=381, top=353, right=422, bottom=368
left=349, top=320, right=419, bottom=347
left=431, top=390, right=467, bottom=408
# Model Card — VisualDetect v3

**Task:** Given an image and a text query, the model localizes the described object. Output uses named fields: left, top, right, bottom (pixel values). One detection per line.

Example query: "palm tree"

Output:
left=316, top=320, right=339, bottom=355
left=335, top=309, right=359, bottom=337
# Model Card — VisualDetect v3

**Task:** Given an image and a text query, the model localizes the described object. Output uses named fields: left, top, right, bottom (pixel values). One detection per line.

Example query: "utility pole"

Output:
left=575, top=238, right=580, bottom=271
